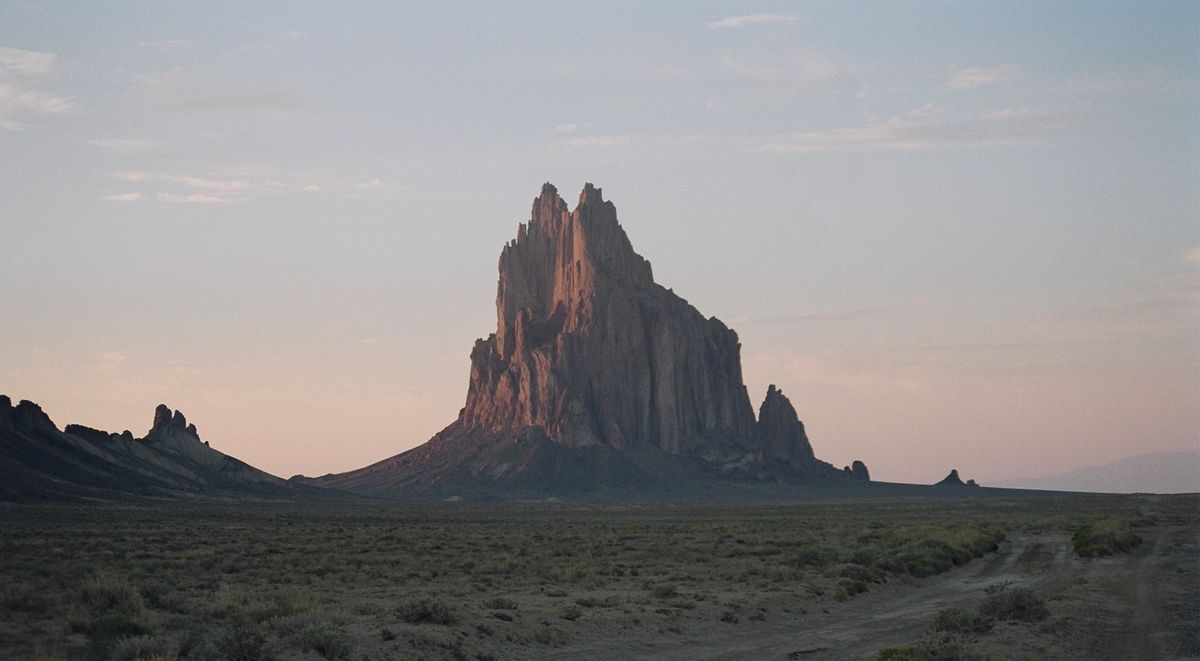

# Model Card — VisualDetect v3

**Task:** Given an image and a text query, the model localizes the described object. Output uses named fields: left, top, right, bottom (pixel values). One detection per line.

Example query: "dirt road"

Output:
left=560, top=525, right=1198, bottom=660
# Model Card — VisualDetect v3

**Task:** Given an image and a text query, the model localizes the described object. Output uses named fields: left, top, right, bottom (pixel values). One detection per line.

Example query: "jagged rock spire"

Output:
left=463, top=183, right=755, bottom=454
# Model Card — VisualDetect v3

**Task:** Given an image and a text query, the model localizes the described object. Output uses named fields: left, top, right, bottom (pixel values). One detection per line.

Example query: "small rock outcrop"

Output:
left=935, top=469, right=978, bottom=487
left=147, top=404, right=200, bottom=442
left=843, top=460, right=870, bottom=481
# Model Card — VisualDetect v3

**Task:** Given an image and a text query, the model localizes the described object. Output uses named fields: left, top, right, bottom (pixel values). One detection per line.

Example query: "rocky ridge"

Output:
left=0, top=396, right=325, bottom=501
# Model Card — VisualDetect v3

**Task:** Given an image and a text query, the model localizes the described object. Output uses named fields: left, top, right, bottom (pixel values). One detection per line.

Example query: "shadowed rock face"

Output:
left=757, top=384, right=816, bottom=463
left=309, top=183, right=868, bottom=497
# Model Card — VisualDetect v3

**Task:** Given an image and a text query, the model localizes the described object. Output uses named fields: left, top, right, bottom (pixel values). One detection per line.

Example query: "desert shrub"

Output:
left=483, top=596, right=517, bottom=610
left=397, top=597, right=455, bottom=625
left=85, top=614, right=152, bottom=640
left=931, top=607, right=993, bottom=634
left=977, top=585, right=1048, bottom=622
left=838, top=579, right=869, bottom=598
left=298, top=624, right=353, bottom=659
left=82, top=570, right=144, bottom=614
left=837, top=563, right=878, bottom=583
left=848, top=547, right=877, bottom=566
left=215, top=621, right=269, bottom=661
left=177, top=630, right=218, bottom=659
left=650, top=583, right=678, bottom=599
left=532, top=624, right=567, bottom=645
left=1072, top=521, right=1142, bottom=557
left=790, top=545, right=837, bottom=568
left=108, top=635, right=174, bottom=661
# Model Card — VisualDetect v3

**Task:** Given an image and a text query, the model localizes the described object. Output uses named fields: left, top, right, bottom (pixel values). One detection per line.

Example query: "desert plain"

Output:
left=1, top=492, right=1195, bottom=661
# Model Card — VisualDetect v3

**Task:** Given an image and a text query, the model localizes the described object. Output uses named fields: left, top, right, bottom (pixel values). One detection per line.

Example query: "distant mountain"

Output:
left=299, top=183, right=871, bottom=499
left=995, top=451, right=1200, bottom=494
left=0, top=395, right=339, bottom=502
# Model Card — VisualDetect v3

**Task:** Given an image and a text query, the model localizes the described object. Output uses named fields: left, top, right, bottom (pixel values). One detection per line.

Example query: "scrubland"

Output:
left=0, top=493, right=1194, bottom=660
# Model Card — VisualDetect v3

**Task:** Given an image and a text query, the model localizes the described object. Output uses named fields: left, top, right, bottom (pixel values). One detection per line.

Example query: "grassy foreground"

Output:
left=0, top=494, right=1182, bottom=660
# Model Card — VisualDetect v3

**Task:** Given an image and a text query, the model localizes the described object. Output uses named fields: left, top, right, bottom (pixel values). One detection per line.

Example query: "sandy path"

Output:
left=554, top=527, right=1196, bottom=661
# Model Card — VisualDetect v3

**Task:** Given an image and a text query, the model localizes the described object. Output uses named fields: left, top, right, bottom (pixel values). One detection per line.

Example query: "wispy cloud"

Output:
left=0, top=83, right=72, bottom=113
left=158, top=192, right=234, bottom=204
left=757, top=107, right=1077, bottom=152
left=101, top=192, right=144, bottom=202
left=115, top=170, right=248, bottom=191
left=708, top=13, right=798, bottom=30
left=0, top=47, right=58, bottom=77
left=0, top=46, right=71, bottom=129
left=110, top=168, right=396, bottom=202
left=949, top=64, right=1021, bottom=90
left=553, top=122, right=592, bottom=133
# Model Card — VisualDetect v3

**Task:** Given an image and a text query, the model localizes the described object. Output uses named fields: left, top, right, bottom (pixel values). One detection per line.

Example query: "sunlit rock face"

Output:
left=462, top=182, right=758, bottom=455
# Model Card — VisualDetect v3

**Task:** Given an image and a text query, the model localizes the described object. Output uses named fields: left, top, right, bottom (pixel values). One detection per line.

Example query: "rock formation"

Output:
left=308, top=183, right=868, bottom=497
left=464, top=183, right=757, bottom=456
left=843, top=460, right=870, bottom=481
left=935, top=469, right=978, bottom=487
left=0, top=396, right=328, bottom=501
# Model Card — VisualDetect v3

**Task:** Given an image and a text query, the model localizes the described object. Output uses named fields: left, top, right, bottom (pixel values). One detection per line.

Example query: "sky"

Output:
left=1, top=2, right=1196, bottom=485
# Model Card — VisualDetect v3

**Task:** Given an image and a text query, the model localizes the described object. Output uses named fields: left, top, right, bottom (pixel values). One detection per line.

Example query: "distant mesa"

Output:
left=935, top=469, right=978, bottom=487
left=304, top=182, right=870, bottom=498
